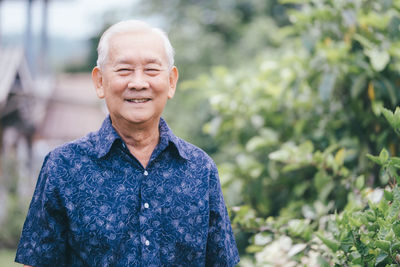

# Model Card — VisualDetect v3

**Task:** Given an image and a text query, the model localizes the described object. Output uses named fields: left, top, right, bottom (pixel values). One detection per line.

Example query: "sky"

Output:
left=0, top=0, right=136, bottom=39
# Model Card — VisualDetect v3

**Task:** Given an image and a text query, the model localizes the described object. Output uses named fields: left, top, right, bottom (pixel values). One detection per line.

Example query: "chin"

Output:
left=124, top=114, right=155, bottom=124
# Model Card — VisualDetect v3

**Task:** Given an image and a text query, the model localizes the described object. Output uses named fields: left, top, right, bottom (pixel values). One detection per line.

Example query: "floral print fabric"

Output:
left=15, top=117, right=239, bottom=266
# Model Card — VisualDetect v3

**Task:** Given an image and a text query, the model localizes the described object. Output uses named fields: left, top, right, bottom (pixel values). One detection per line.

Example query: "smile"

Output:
left=125, top=98, right=151, bottom=103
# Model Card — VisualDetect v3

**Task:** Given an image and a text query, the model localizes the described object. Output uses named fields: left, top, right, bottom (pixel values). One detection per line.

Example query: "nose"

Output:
left=127, top=70, right=149, bottom=90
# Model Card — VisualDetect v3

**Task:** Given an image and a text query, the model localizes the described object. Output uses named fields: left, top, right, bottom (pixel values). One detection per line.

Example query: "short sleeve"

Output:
left=15, top=153, right=68, bottom=266
left=206, top=163, right=240, bottom=267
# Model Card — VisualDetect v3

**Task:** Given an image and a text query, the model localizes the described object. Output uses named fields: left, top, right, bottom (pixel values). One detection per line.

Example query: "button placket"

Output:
left=141, top=169, right=151, bottom=252
left=142, top=170, right=149, bottom=210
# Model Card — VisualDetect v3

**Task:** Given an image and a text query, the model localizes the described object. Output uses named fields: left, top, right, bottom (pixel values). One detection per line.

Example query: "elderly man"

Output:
left=15, top=20, right=239, bottom=266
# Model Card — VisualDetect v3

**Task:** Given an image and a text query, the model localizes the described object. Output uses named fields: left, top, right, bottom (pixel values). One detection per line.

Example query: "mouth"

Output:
left=125, top=98, right=151, bottom=103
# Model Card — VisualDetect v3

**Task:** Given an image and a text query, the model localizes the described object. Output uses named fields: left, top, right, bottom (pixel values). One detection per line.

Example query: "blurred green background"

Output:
left=2, top=0, right=400, bottom=266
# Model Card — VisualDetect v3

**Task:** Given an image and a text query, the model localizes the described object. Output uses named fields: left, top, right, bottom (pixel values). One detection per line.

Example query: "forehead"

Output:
left=107, top=31, right=167, bottom=65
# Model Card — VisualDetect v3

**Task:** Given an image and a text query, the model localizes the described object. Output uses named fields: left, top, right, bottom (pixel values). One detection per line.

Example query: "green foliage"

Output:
left=381, top=107, right=400, bottom=136
left=182, top=0, right=400, bottom=265
left=317, top=107, right=400, bottom=265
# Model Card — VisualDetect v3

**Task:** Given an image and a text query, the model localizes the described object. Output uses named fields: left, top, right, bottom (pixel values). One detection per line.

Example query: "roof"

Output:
left=0, top=47, right=33, bottom=110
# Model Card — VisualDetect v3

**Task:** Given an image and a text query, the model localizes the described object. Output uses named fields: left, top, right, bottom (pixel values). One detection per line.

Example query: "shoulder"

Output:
left=46, top=131, right=98, bottom=164
left=37, top=132, right=99, bottom=188
left=175, top=137, right=217, bottom=170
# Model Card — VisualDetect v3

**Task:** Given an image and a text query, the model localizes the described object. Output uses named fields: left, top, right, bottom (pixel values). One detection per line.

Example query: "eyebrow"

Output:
left=144, top=58, right=163, bottom=65
left=114, top=58, right=163, bottom=66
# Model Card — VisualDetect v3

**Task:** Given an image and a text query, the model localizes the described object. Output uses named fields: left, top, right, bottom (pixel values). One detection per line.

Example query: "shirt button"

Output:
left=145, top=240, right=150, bottom=246
left=144, top=170, right=149, bottom=176
left=144, top=203, right=149, bottom=209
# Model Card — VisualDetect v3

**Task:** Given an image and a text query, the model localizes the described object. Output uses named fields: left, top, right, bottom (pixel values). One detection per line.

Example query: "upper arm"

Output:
left=15, top=153, right=69, bottom=266
left=206, top=164, right=240, bottom=266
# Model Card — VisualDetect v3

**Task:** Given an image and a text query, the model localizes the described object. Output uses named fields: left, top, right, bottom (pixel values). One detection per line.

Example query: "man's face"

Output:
left=92, top=31, right=178, bottom=126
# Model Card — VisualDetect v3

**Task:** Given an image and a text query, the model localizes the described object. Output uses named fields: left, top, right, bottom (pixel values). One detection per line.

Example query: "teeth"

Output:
left=127, top=99, right=149, bottom=103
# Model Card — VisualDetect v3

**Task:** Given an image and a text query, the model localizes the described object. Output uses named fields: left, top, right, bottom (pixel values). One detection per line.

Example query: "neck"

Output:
left=111, top=117, right=160, bottom=167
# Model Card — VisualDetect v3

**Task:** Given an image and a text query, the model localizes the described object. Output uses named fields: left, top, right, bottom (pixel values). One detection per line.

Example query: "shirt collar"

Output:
left=158, top=117, right=189, bottom=160
left=93, top=116, right=189, bottom=160
left=94, top=116, right=121, bottom=159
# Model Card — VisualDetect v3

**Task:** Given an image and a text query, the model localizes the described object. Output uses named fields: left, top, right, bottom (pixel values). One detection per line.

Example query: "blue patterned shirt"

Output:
left=15, top=117, right=239, bottom=267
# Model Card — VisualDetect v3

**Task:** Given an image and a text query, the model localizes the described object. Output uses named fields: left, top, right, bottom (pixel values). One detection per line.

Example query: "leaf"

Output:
left=359, top=11, right=391, bottom=30
left=365, top=48, right=390, bottom=72
left=245, top=244, right=264, bottom=254
left=382, top=107, right=396, bottom=127
left=372, top=101, right=384, bottom=116
left=391, top=157, right=400, bottom=169
left=334, top=148, right=346, bottom=166
left=393, top=185, right=400, bottom=203
left=375, top=252, right=389, bottom=265
left=253, top=233, right=272, bottom=246
left=314, top=170, right=330, bottom=194
left=349, top=214, right=363, bottom=227
left=317, top=233, right=340, bottom=252
left=367, top=154, right=383, bottom=165
left=393, top=222, right=400, bottom=237
left=288, top=243, right=307, bottom=257
left=318, top=72, right=337, bottom=101
left=382, top=78, right=398, bottom=107
left=379, top=149, right=390, bottom=164
left=380, top=169, right=391, bottom=185
left=375, top=240, right=391, bottom=252
left=355, top=175, right=365, bottom=190
left=365, top=210, right=376, bottom=222
left=299, top=141, right=314, bottom=154
left=382, top=107, right=400, bottom=135
left=392, top=241, right=400, bottom=252
left=354, top=234, right=369, bottom=256
left=246, top=136, right=267, bottom=152
left=388, top=187, right=400, bottom=221
left=319, top=181, right=335, bottom=202
left=395, top=107, right=400, bottom=116
left=246, top=128, right=279, bottom=152
left=353, top=33, right=374, bottom=50
left=288, top=219, right=311, bottom=238
left=351, top=74, right=367, bottom=99
left=316, top=255, right=331, bottom=267
left=340, top=234, right=354, bottom=253
left=384, top=189, right=393, bottom=202
left=269, top=149, right=290, bottom=162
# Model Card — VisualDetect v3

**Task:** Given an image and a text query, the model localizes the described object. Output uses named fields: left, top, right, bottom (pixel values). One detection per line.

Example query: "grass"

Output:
left=0, top=249, right=19, bottom=267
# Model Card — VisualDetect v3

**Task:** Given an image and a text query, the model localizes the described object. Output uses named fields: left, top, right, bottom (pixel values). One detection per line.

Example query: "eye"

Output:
left=145, top=68, right=161, bottom=72
left=116, top=68, right=132, bottom=75
left=145, top=68, right=161, bottom=76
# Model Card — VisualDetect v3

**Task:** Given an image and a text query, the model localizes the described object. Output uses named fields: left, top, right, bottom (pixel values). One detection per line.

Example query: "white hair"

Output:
left=96, top=20, right=175, bottom=69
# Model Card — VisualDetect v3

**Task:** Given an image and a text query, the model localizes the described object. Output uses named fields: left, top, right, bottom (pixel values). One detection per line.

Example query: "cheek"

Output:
left=152, top=78, right=172, bottom=93
left=107, top=78, right=127, bottom=94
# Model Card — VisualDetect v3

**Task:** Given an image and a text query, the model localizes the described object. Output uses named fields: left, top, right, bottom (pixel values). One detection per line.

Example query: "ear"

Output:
left=167, top=66, right=179, bottom=99
left=92, top=66, right=105, bottom=99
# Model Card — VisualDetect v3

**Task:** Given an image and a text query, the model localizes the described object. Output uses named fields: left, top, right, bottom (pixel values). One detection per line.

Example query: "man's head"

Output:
left=92, top=20, right=179, bottom=127
left=96, top=20, right=175, bottom=70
